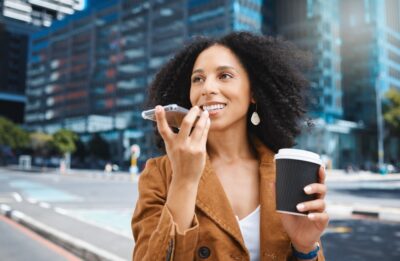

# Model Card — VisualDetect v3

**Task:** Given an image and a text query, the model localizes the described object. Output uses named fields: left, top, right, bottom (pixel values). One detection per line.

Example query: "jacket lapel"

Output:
left=196, top=155, right=247, bottom=251
left=195, top=138, right=290, bottom=260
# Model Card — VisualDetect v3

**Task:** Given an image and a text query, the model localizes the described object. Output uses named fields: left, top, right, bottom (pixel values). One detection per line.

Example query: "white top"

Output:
left=236, top=206, right=260, bottom=261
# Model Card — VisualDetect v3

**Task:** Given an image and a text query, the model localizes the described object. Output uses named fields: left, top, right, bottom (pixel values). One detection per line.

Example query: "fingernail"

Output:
left=297, top=204, right=305, bottom=211
left=308, top=213, right=315, bottom=219
left=202, top=110, right=209, bottom=116
left=304, top=186, right=312, bottom=193
left=155, top=105, right=161, bottom=112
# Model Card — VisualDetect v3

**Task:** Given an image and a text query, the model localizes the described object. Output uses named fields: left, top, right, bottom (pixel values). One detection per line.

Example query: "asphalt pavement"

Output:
left=323, top=219, right=400, bottom=260
left=1, top=167, right=400, bottom=261
left=0, top=215, right=81, bottom=261
left=0, top=168, right=136, bottom=261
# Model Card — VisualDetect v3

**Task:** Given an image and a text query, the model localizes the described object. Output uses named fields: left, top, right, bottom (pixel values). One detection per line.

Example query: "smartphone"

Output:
left=141, top=104, right=190, bottom=128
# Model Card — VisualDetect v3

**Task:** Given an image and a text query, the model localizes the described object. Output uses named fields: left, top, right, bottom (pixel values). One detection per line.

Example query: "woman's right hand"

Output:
left=155, top=105, right=211, bottom=184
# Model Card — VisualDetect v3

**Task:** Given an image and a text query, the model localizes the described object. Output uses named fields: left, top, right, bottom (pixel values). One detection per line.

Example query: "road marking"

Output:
left=54, top=207, right=68, bottom=215
left=58, top=208, right=132, bottom=239
left=0, top=204, right=11, bottom=215
left=39, top=202, right=51, bottom=209
left=10, top=180, right=81, bottom=202
left=12, top=192, right=23, bottom=202
left=0, top=215, right=82, bottom=261
left=325, top=226, right=352, bottom=234
left=27, top=198, right=38, bottom=204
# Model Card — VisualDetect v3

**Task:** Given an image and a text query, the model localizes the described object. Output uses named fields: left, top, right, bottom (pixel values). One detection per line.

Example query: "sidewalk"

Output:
left=326, top=202, right=400, bottom=222
left=326, top=169, right=400, bottom=182
left=325, top=169, right=400, bottom=222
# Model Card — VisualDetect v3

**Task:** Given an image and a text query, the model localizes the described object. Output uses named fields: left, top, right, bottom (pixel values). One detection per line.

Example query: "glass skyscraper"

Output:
left=25, top=0, right=399, bottom=169
left=263, top=0, right=358, bottom=168
left=25, top=0, right=262, bottom=167
left=340, top=0, right=400, bottom=165
left=0, top=0, right=85, bottom=123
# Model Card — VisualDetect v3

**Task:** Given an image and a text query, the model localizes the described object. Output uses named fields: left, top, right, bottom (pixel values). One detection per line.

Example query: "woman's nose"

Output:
left=201, top=79, right=218, bottom=95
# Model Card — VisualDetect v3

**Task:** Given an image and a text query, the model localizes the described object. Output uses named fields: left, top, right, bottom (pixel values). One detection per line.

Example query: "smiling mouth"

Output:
left=201, top=104, right=226, bottom=112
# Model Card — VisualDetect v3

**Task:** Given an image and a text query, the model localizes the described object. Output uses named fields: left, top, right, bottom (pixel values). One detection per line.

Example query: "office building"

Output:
left=0, top=0, right=85, bottom=123
left=340, top=0, right=400, bottom=165
left=25, top=0, right=263, bottom=166
left=1, top=0, right=85, bottom=27
left=263, top=0, right=362, bottom=168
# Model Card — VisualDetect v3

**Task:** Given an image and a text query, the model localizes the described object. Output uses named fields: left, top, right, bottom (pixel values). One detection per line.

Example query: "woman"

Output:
left=132, top=32, right=328, bottom=261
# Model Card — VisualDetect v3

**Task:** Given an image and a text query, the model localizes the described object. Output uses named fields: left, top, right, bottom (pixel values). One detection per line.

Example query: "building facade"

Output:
left=25, top=0, right=263, bottom=167
left=340, top=0, right=400, bottom=166
left=0, top=0, right=85, bottom=123
left=25, top=0, right=399, bottom=169
left=263, top=0, right=360, bottom=168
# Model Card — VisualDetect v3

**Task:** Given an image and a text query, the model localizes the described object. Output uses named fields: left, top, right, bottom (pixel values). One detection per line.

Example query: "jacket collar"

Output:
left=195, top=137, right=280, bottom=256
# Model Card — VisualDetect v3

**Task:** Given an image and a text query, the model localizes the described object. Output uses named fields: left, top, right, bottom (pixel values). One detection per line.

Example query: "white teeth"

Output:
left=203, top=104, right=225, bottom=111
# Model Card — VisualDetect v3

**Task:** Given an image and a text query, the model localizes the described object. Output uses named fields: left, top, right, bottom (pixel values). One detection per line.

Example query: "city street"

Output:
left=0, top=215, right=81, bottom=261
left=0, top=168, right=137, bottom=261
left=0, top=167, right=400, bottom=260
left=323, top=219, right=400, bottom=260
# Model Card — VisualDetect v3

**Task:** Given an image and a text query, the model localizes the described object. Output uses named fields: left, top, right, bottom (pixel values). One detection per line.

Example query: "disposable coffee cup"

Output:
left=274, top=149, right=322, bottom=216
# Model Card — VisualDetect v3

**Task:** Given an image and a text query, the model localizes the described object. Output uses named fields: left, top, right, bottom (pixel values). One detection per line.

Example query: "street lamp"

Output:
left=375, top=73, right=384, bottom=172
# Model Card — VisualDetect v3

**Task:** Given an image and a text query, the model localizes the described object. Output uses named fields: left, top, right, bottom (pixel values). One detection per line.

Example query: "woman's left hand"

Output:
left=279, top=166, right=329, bottom=253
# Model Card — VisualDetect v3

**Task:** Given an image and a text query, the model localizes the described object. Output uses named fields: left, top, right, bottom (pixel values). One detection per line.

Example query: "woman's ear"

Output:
left=250, top=97, right=256, bottom=104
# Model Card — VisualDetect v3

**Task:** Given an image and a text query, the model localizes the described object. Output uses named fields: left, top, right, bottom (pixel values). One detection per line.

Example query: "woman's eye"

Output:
left=220, top=73, right=233, bottom=80
left=192, top=76, right=203, bottom=83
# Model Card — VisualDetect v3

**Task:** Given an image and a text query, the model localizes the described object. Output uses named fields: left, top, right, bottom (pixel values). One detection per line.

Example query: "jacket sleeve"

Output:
left=132, top=158, right=200, bottom=261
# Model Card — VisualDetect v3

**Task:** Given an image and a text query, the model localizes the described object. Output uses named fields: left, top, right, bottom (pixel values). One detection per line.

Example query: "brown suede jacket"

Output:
left=131, top=139, right=325, bottom=261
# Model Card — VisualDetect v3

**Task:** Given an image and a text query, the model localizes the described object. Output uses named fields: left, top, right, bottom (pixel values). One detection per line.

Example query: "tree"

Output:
left=383, top=88, right=400, bottom=136
left=0, top=117, right=30, bottom=150
left=30, top=132, right=54, bottom=157
left=52, top=129, right=78, bottom=155
left=52, top=129, right=78, bottom=170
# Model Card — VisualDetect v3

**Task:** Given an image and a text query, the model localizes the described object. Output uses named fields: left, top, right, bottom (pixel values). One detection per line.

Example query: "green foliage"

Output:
left=30, top=132, right=54, bottom=156
left=52, top=129, right=78, bottom=155
left=383, top=88, right=400, bottom=135
left=0, top=117, right=30, bottom=150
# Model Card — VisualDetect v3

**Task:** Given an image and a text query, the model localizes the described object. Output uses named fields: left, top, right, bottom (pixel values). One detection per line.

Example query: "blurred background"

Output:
left=0, top=0, right=399, bottom=260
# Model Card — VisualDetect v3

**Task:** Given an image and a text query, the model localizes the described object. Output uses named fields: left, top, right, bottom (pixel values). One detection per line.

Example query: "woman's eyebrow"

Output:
left=216, top=66, right=237, bottom=72
left=192, top=66, right=237, bottom=75
left=192, top=68, right=204, bottom=75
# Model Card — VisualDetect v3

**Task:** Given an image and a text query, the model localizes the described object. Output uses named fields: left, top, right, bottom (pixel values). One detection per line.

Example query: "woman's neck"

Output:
left=206, top=125, right=257, bottom=163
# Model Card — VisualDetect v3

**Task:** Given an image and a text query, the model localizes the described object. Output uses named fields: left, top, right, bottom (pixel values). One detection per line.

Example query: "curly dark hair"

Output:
left=147, top=31, right=311, bottom=153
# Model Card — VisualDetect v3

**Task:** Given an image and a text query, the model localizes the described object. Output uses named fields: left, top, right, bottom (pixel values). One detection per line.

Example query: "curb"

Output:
left=0, top=204, right=127, bottom=261
left=327, top=203, right=400, bottom=222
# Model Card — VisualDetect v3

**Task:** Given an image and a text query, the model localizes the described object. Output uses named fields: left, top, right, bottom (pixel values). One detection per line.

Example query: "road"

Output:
left=0, top=169, right=137, bottom=260
left=0, top=215, right=81, bottom=261
left=0, top=168, right=399, bottom=260
left=323, top=219, right=400, bottom=260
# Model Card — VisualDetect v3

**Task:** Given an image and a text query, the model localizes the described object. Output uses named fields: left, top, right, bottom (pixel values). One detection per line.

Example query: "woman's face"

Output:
left=190, top=44, right=253, bottom=131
